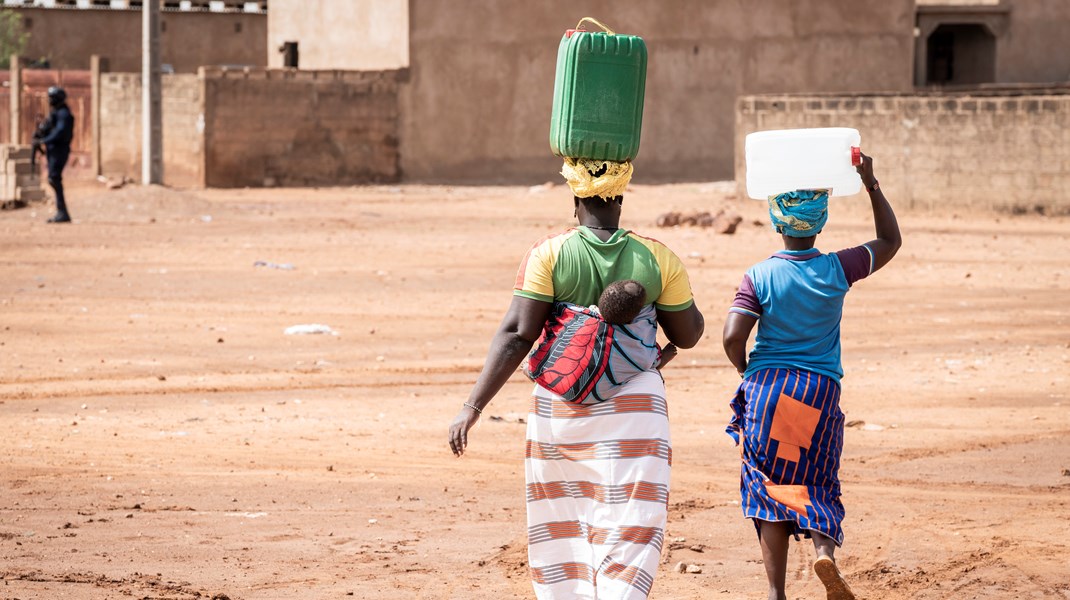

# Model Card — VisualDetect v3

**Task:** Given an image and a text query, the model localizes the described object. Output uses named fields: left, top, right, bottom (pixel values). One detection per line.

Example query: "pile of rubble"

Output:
left=656, top=208, right=743, bottom=234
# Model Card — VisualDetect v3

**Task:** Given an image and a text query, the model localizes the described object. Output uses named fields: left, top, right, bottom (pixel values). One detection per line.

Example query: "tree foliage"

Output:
left=0, top=9, right=28, bottom=69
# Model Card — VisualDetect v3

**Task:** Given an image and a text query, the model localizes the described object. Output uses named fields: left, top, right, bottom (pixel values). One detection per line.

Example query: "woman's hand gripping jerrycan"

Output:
left=549, top=17, right=647, bottom=162
left=745, top=128, right=864, bottom=199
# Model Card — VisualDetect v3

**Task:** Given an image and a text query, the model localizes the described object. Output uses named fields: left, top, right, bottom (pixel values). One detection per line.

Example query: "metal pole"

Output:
left=142, top=0, right=162, bottom=184
left=9, top=55, right=21, bottom=145
left=91, top=55, right=107, bottom=177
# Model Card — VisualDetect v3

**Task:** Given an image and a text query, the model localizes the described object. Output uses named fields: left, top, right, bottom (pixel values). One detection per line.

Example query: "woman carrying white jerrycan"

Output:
left=723, top=150, right=901, bottom=600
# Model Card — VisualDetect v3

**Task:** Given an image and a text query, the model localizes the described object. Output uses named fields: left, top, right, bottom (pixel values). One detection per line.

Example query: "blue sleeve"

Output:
left=39, top=110, right=71, bottom=145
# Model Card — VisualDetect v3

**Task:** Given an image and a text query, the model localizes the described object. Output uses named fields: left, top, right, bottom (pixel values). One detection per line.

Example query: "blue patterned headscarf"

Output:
left=768, top=190, right=829, bottom=238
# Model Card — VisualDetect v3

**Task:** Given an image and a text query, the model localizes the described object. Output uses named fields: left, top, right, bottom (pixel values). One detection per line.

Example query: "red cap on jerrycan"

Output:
left=851, top=146, right=862, bottom=166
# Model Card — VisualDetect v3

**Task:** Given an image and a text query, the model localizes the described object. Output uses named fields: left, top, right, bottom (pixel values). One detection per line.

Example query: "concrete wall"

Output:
left=996, top=0, right=1070, bottom=83
left=267, top=0, right=409, bottom=70
left=14, top=7, right=266, bottom=72
left=735, top=88, right=1070, bottom=212
left=201, top=68, right=400, bottom=188
left=98, top=73, right=203, bottom=187
left=399, top=0, right=915, bottom=183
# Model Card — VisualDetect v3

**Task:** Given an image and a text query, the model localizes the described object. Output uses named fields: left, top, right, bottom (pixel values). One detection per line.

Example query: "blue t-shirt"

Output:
left=729, top=246, right=874, bottom=382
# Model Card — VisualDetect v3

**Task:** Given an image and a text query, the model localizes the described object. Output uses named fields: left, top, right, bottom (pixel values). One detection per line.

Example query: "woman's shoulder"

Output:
left=523, top=228, right=582, bottom=254
left=624, top=230, right=683, bottom=259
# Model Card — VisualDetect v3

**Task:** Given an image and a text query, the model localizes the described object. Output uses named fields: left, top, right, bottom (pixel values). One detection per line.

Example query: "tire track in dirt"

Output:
left=857, top=430, right=1070, bottom=467
left=0, top=368, right=479, bottom=401
left=0, top=569, right=229, bottom=599
left=852, top=537, right=1070, bottom=599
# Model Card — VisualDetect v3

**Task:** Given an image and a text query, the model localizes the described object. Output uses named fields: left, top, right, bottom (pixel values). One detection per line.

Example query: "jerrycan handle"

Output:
left=568, top=17, right=616, bottom=37
left=851, top=146, right=862, bottom=166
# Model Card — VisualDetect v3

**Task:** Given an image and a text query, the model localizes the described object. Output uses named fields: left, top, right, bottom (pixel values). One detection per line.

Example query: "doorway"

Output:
left=926, top=23, right=996, bottom=85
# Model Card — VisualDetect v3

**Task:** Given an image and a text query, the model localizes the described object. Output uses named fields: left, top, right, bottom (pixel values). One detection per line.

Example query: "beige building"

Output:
left=7, top=1, right=266, bottom=73
left=267, top=0, right=408, bottom=70
left=263, top=0, right=1070, bottom=183
left=269, top=0, right=922, bottom=182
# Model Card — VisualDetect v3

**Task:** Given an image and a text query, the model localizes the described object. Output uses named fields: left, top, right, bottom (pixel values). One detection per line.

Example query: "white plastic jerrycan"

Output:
left=745, top=127, right=863, bottom=199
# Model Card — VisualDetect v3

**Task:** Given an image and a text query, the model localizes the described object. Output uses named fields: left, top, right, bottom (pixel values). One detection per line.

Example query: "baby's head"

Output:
left=598, top=280, right=647, bottom=324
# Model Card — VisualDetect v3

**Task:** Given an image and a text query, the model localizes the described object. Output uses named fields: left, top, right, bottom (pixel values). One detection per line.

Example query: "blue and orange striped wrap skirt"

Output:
left=726, top=368, right=846, bottom=545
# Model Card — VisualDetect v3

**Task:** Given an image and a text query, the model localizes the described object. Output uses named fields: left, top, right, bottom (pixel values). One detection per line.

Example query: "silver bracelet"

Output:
left=463, top=402, right=483, bottom=414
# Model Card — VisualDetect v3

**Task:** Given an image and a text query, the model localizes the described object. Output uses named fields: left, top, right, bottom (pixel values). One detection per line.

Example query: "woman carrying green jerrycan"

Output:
left=723, top=154, right=901, bottom=600
left=449, top=157, right=704, bottom=599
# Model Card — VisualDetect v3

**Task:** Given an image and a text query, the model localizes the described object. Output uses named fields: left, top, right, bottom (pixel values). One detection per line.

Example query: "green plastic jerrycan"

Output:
left=549, top=18, right=647, bottom=162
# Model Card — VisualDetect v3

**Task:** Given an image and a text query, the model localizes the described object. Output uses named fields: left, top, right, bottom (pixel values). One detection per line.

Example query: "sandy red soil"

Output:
left=1, top=182, right=1067, bottom=599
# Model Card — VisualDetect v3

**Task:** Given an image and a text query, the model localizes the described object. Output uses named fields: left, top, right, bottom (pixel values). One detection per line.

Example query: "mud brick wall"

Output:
left=98, top=73, right=204, bottom=187
left=736, top=90, right=1070, bottom=212
left=201, top=68, right=400, bottom=188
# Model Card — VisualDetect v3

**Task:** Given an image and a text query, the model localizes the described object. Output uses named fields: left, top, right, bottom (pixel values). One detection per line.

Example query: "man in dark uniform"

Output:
left=35, top=86, right=74, bottom=223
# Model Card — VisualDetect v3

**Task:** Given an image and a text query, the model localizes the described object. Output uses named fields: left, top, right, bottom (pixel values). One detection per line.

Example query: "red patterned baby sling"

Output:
left=525, top=303, right=614, bottom=403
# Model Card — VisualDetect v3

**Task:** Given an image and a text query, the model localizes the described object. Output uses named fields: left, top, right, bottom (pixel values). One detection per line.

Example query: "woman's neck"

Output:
left=579, top=220, right=620, bottom=241
left=782, top=235, right=817, bottom=251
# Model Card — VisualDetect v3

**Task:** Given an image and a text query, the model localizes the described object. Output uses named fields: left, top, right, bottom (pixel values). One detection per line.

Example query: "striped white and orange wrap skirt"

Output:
left=526, top=370, right=670, bottom=599
left=726, top=367, right=846, bottom=545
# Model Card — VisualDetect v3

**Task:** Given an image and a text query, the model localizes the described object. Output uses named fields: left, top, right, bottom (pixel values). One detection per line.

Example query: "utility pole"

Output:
left=142, top=0, right=162, bottom=184
left=9, top=55, right=21, bottom=145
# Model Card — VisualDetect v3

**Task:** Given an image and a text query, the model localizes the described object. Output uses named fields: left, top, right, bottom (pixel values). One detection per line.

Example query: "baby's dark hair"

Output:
left=598, top=280, right=647, bottom=325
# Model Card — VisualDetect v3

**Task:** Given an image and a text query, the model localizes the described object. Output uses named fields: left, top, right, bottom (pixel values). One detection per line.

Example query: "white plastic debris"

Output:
left=253, top=261, right=295, bottom=270
left=284, top=324, right=338, bottom=336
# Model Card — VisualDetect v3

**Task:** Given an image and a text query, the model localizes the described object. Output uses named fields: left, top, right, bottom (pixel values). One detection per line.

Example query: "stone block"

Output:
left=12, top=159, right=35, bottom=175
left=16, top=187, right=47, bottom=202
left=900, top=99, right=921, bottom=114
left=16, top=174, right=41, bottom=188
left=5, top=146, right=33, bottom=161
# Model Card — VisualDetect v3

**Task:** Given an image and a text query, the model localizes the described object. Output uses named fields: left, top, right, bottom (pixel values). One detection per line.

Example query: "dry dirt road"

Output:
left=1, top=182, right=1067, bottom=599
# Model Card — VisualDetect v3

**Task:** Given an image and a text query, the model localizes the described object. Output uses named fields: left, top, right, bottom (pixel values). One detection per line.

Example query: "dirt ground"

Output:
left=1, top=181, right=1067, bottom=600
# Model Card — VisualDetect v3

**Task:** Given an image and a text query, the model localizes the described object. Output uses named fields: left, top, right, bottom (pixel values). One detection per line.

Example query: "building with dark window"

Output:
left=915, top=0, right=1070, bottom=87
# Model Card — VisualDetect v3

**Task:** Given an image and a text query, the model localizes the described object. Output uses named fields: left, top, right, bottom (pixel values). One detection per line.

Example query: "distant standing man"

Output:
left=35, top=86, right=74, bottom=223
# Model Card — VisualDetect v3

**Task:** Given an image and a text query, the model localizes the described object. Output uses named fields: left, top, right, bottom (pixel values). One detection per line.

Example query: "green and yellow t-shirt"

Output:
left=513, top=227, right=694, bottom=311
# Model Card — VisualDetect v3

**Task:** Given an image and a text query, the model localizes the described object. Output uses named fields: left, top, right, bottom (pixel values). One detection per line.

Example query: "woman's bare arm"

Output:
left=856, top=153, right=902, bottom=272
left=722, top=311, right=758, bottom=375
left=448, top=296, right=552, bottom=456
left=657, top=303, right=705, bottom=349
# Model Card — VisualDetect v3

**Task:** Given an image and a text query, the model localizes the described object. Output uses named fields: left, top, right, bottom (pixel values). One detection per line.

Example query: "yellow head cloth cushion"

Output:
left=560, top=157, right=633, bottom=199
